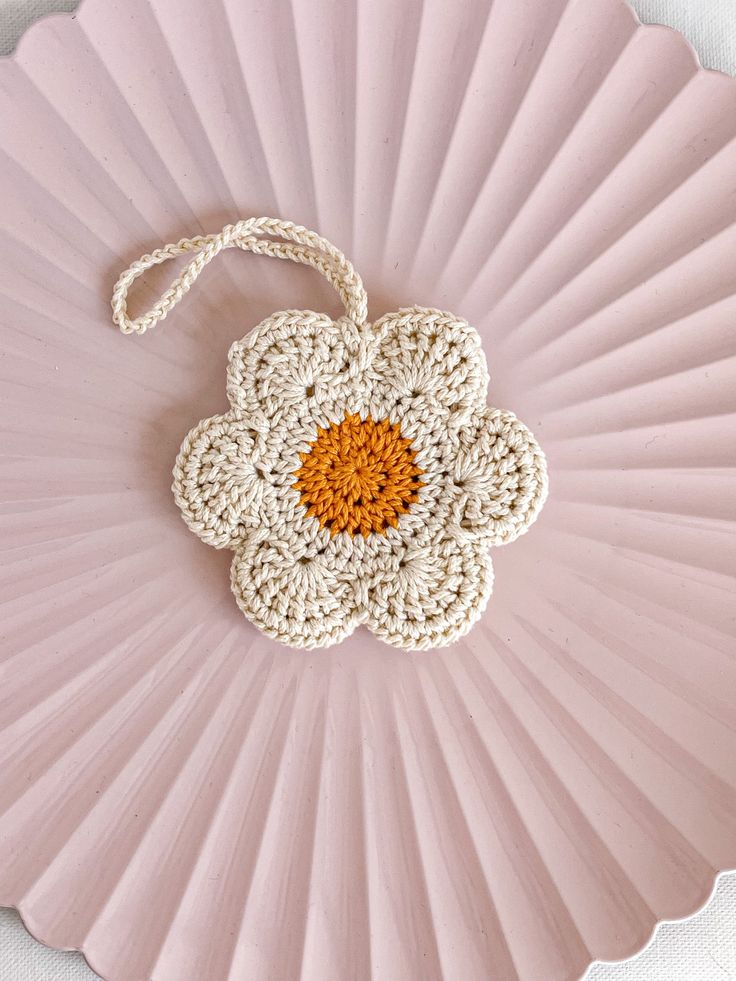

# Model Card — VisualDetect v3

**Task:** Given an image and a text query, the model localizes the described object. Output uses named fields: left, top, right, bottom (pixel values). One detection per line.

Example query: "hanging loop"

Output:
left=111, top=216, right=368, bottom=335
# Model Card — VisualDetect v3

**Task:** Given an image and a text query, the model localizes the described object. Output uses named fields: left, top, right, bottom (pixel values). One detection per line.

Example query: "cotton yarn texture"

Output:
left=2, top=2, right=736, bottom=981
left=113, top=217, right=547, bottom=650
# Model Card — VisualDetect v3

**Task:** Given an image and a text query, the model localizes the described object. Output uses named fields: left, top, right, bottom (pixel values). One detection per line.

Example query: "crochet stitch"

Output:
left=112, top=217, right=548, bottom=651
left=294, top=414, right=424, bottom=536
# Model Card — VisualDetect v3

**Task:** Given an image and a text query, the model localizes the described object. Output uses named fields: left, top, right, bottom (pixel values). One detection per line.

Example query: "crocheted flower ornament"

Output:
left=113, top=218, right=547, bottom=650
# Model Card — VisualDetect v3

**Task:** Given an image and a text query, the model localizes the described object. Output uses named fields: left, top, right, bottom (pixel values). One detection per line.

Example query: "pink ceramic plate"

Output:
left=1, top=1, right=735, bottom=979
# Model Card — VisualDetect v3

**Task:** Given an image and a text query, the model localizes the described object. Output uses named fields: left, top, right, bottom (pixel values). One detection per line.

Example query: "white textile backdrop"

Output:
left=0, top=1, right=734, bottom=979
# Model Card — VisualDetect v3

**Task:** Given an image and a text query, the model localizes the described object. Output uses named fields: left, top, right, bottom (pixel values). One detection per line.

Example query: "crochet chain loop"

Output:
left=111, top=216, right=369, bottom=334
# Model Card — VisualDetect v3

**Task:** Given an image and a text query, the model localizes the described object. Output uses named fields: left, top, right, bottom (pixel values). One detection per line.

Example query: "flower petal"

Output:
left=447, top=407, right=548, bottom=545
left=173, top=413, right=273, bottom=548
left=227, top=311, right=362, bottom=422
left=361, top=534, right=493, bottom=650
left=230, top=525, right=359, bottom=648
left=363, top=307, right=490, bottom=426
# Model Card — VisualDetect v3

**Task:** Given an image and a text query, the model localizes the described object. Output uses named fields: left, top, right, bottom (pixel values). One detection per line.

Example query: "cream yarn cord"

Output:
left=111, top=216, right=368, bottom=334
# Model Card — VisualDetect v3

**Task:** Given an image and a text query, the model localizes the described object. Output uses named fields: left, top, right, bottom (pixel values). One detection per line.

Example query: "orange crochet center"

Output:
left=294, top=414, right=424, bottom=536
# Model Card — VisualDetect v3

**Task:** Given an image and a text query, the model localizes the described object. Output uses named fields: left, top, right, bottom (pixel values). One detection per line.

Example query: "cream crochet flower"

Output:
left=113, top=219, right=548, bottom=651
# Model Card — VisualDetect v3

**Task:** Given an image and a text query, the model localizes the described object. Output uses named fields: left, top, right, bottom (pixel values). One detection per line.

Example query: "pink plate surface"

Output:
left=1, top=1, right=736, bottom=979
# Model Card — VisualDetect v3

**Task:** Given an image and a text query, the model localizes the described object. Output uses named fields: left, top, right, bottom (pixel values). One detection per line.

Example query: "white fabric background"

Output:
left=0, top=1, right=734, bottom=978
